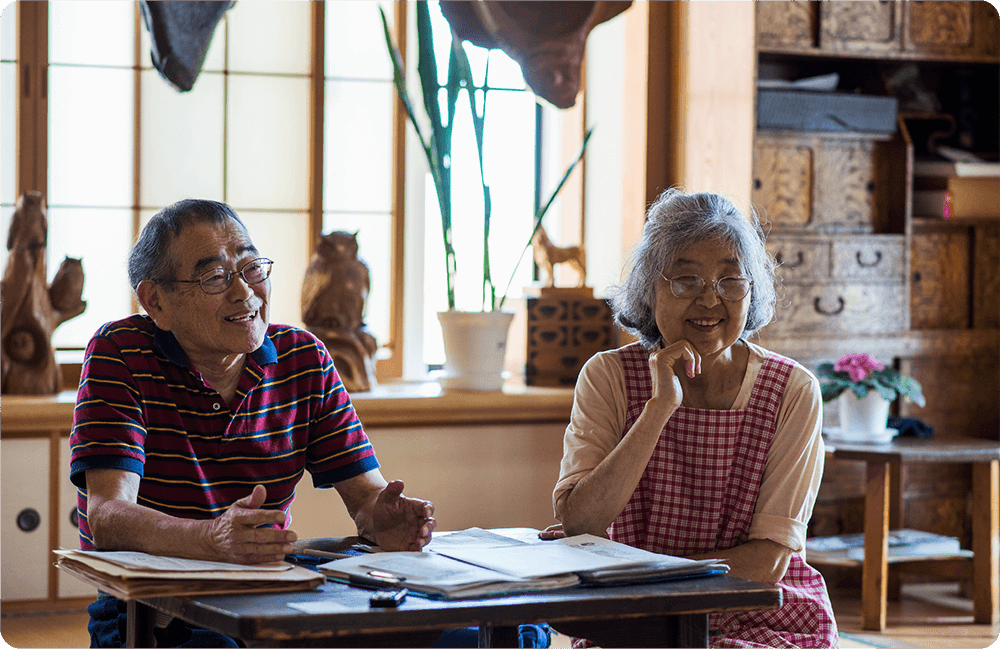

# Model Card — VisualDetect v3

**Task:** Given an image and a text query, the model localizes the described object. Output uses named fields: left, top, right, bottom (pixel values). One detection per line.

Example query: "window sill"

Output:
left=1, top=382, right=574, bottom=435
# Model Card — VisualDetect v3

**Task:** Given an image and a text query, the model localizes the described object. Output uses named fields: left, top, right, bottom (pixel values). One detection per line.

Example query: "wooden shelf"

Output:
left=0, top=383, right=576, bottom=436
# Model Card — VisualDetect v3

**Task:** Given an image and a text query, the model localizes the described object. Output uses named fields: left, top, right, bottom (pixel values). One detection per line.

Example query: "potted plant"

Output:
left=379, top=3, right=592, bottom=390
left=817, top=353, right=925, bottom=441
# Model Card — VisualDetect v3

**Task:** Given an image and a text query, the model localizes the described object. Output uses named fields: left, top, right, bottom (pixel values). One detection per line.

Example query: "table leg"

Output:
left=888, top=459, right=903, bottom=602
left=126, top=600, right=155, bottom=648
left=862, top=460, right=890, bottom=631
left=972, top=459, right=999, bottom=624
left=478, top=625, right=520, bottom=648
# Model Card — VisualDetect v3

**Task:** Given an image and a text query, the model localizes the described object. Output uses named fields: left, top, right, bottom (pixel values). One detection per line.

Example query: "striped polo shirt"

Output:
left=69, top=314, right=379, bottom=550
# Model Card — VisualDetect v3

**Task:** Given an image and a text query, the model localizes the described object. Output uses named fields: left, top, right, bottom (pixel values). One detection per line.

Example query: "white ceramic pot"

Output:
left=837, top=390, right=891, bottom=439
left=437, top=310, right=515, bottom=391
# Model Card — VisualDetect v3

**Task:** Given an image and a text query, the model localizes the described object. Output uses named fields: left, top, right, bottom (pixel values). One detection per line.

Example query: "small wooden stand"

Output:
left=514, top=285, right=615, bottom=387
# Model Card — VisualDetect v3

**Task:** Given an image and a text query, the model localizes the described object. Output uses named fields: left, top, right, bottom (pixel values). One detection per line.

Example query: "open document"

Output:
left=54, top=549, right=325, bottom=600
left=319, top=528, right=727, bottom=599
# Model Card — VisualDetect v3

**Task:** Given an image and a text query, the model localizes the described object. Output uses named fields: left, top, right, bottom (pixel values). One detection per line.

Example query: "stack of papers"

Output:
left=319, top=528, right=727, bottom=599
left=54, top=549, right=325, bottom=600
left=805, top=529, right=971, bottom=565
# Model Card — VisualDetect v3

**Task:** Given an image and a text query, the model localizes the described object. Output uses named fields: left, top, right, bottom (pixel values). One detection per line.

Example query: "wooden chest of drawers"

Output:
left=765, top=234, right=908, bottom=335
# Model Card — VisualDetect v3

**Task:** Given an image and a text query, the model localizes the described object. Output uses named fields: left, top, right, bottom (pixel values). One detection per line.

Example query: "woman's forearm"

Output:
left=687, top=538, right=793, bottom=584
left=559, top=399, right=676, bottom=536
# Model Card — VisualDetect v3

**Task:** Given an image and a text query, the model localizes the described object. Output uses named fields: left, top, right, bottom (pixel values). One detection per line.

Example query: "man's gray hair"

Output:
left=127, top=199, right=248, bottom=292
left=607, top=188, right=778, bottom=348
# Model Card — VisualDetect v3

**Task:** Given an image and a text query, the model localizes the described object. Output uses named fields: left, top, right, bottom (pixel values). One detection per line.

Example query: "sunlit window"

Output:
left=420, top=1, right=539, bottom=368
left=0, top=1, right=17, bottom=265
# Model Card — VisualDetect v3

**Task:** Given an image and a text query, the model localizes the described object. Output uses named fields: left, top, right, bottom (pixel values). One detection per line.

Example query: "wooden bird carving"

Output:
left=301, top=231, right=378, bottom=392
left=1, top=191, right=86, bottom=394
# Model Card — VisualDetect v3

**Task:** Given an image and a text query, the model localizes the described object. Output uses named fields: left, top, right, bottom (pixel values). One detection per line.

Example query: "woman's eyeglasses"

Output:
left=660, top=274, right=752, bottom=301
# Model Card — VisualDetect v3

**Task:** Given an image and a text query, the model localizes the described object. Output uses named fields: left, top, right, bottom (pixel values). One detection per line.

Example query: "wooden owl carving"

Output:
left=301, top=231, right=378, bottom=392
left=1, top=191, right=87, bottom=394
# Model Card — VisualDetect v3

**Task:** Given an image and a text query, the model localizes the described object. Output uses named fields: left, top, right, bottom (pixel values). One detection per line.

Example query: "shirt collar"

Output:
left=152, top=327, right=277, bottom=368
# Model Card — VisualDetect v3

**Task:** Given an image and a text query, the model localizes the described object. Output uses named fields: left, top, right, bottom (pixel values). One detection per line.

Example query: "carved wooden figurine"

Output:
left=300, top=231, right=378, bottom=392
left=1, top=191, right=86, bottom=394
left=532, top=224, right=587, bottom=288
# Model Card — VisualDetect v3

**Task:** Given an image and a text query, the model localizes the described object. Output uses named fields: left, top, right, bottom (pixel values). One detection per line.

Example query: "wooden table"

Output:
left=828, top=437, right=1000, bottom=631
left=126, top=575, right=781, bottom=648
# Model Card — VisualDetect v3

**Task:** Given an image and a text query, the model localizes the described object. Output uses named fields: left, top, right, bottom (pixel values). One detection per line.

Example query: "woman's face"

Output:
left=653, top=238, right=750, bottom=358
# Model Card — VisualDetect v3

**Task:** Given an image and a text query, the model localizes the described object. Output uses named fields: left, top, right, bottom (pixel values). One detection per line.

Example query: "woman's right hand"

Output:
left=648, top=340, right=701, bottom=414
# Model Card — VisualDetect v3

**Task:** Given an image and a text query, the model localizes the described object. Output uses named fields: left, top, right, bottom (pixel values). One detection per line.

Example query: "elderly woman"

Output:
left=549, top=189, right=838, bottom=648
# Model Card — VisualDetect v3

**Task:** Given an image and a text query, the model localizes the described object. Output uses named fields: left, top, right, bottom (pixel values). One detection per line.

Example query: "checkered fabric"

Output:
left=607, top=343, right=839, bottom=649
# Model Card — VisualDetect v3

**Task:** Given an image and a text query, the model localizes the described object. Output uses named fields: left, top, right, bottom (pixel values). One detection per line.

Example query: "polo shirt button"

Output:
left=213, top=403, right=221, bottom=411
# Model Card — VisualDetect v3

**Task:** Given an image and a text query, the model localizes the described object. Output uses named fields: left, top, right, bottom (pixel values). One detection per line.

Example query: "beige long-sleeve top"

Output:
left=553, top=341, right=825, bottom=553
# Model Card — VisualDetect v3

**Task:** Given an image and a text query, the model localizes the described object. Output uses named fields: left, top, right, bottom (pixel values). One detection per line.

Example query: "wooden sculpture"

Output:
left=532, top=224, right=587, bottom=288
left=1, top=191, right=86, bottom=394
left=300, top=231, right=378, bottom=392
left=439, top=1, right=633, bottom=109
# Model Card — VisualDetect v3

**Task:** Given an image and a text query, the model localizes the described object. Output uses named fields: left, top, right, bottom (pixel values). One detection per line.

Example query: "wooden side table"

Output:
left=828, top=437, right=1000, bottom=631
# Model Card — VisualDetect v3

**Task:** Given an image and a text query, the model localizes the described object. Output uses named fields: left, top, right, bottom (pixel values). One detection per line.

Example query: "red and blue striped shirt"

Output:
left=69, top=314, right=379, bottom=550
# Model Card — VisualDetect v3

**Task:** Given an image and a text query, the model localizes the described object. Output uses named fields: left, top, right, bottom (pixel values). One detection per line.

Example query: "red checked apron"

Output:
left=608, top=343, right=839, bottom=648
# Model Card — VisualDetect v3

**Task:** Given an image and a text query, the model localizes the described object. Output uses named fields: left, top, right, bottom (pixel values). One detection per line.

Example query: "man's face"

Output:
left=141, top=219, right=270, bottom=366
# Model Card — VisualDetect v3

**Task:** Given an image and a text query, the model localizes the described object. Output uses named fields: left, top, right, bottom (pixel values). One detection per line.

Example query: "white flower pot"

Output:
left=837, top=390, right=891, bottom=440
left=437, top=310, right=515, bottom=391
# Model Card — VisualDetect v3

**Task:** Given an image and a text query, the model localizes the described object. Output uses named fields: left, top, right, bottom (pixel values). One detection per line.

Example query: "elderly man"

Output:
left=70, top=199, right=436, bottom=647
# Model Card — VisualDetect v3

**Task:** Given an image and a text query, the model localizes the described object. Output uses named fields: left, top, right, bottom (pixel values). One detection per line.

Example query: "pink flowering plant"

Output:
left=817, top=353, right=925, bottom=406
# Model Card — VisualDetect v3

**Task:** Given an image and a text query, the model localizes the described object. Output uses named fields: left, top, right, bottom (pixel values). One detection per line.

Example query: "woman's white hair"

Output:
left=606, top=188, right=778, bottom=349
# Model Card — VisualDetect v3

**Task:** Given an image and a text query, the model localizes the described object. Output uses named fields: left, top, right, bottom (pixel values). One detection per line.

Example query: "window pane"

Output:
left=47, top=207, right=134, bottom=348
left=49, top=1, right=133, bottom=67
left=323, top=79, right=393, bottom=213
left=320, top=212, right=392, bottom=347
left=137, top=7, right=226, bottom=73
left=227, top=1, right=310, bottom=75
left=1, top=0, right=15, bottom=61
left=226, top=75, right=310, bottom=210
left=487, top=51, right=528, bottom=90
left=48, top=66, right=134, bottom=207
left=326, top=0, right=393, bottom=81
left=236, top=210, right=309, bottom=329
left=140, top=69, right=225, bottom=208
left=1, top=61, right=15, bottom=206
left=0, top=205, right=12, bottom=272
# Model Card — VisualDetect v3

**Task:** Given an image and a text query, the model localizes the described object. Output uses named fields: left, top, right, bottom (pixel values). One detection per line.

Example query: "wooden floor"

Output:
left=1, top=582, right=998, bottom=648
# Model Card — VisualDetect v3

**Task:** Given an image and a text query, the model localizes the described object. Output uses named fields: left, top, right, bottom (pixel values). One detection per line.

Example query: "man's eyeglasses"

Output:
left=660, top=274, right=752, bottom=301
left=162, top=258, right=274, bottom=295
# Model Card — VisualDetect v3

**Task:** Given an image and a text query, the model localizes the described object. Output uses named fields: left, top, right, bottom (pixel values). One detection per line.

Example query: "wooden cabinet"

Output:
left=753, top=1, right=999, bottom=574
left=1, top=439, right=51, bottom=602
left=760, top=0, right=999, bottom=60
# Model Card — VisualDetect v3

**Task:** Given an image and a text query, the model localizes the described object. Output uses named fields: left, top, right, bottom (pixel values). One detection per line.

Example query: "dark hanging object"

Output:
left=439, top=1, right=633, bottom=109
left=139, top=0, right=236, bottom=92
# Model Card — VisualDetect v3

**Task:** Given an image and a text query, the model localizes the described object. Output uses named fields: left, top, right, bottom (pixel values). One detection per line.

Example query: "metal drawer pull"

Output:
left=856, top=250, right=883, bottom=268
left=814, top=296, right=846, bottom=316
left=775, top=251, right=805, bottom=269
left=16, top=508, right=41, bottom=532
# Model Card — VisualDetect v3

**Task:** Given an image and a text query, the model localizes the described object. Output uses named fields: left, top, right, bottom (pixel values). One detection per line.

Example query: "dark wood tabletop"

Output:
left=132, top=574, right=781, bottom=648
left=827, top=436, right=1000, bottom=463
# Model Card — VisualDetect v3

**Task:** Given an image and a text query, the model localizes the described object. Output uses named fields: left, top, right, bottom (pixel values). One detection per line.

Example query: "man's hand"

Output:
left=372, top=480, right=436, bottom=551
left=203, top=484, right=297, bottom=564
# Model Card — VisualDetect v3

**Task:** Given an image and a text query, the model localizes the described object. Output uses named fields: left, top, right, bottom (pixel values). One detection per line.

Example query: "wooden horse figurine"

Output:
left=531, top=225, right=587, bottom=288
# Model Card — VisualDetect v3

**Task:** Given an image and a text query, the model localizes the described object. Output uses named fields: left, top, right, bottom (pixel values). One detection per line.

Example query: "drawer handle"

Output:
left=776, top=251, right=805, bottom=269
left=814, top=296, right=846, bottom=316
left=856, top=250, right=883, bottom=268
left=16, top=508, right=41, bottom=532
